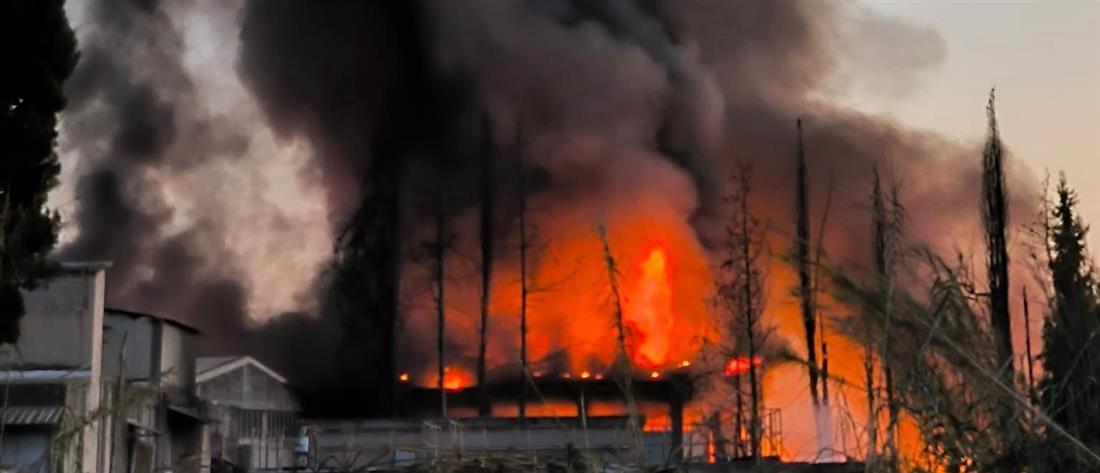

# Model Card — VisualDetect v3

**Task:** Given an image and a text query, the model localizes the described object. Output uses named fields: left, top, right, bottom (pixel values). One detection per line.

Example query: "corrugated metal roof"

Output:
left=195, top=356, right=237, bottom=374
left=2, top=407, right=64, bottom=425
left=105, top=308, right=201, bottom=334
left=195, top=356, right=287, bottom=384
left=0, top=369, right=91, bottom=383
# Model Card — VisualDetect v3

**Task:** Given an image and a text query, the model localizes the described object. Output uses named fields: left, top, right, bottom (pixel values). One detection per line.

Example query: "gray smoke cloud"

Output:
left=57, top=0, right=329, bottom=355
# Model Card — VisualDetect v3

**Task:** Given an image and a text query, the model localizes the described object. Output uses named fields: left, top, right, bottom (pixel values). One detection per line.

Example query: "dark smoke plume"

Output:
left=57, top=0, right=1038, bottom=423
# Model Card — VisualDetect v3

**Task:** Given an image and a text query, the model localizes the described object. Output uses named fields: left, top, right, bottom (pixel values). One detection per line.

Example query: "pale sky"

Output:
left=835, top=0, right=1100, bottom=249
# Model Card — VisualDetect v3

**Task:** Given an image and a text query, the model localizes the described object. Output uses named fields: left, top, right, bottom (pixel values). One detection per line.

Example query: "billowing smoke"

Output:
left=57, top=0, right=330, bottom=355
left=57, top=0, right=1038, bottom=436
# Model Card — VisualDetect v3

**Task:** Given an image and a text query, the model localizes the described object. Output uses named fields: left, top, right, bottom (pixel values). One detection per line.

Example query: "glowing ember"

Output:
left=562, top=373, right=572, bottom=379
left=679, top=360, right=691, bottom=368
left=398, top=373, right=410, bottom=382
left=580, top=370, right=591, bottom=379
left=650, top=371, right=660, bottom=379
left=627, top=249, right=675, bottom=367
left=723, top=355, right=763, bottom=377
left=594, top=373, right=604, bottom=380
left=434, top=366, right=473, bottom=392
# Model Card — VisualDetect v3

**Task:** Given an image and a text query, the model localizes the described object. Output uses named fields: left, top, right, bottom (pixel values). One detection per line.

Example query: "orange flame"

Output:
left=424, top=366, right=473, bottom=392
left=626, top=249, right=675, bottom=367
left=723, top=355, right=763, bottom=377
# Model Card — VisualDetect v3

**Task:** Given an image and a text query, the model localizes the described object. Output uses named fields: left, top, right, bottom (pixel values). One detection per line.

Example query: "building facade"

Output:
left=101, top=309, right=208, bottom=473
left=0, top=263, right=213, bottom=473
left=0, top=262, right=110, bottom=473
left=196, top=357, right=298, bottom=472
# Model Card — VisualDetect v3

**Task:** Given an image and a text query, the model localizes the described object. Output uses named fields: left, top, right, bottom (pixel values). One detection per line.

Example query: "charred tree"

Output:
left=323, top=1, right=445, bottom=417
left=433, top=207, right=449, bottom=417
left=718, top=166, right=767, bottom=461
left=598, top=224, right=645, bottom=462
left=331, top=157, right=404, bottom=416
left=870, top=166, right=900, bottom=463
left=476, top=116, right=495, bottom=417
left=740, top=170, right=763, bottom=462
left=813, top=173, right=835, bottom=411
left=981, top=90, right=1015, bottom=379
left=516, top=126, right=531, bottom=422
left=1022, top=286, right=1035, bottom=406
left=795, top=119, right=821, bottom=406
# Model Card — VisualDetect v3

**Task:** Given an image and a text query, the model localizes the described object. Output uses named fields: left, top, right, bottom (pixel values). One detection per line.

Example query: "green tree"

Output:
left=0, top=0, right=77, bottom=344
left=1040, top=176, right=1100, bottom=459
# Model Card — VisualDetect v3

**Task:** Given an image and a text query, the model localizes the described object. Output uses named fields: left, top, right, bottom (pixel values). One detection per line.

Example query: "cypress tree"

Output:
left=0, top=0, right=77, bottom=344
left=1041, top=175, right=1100, bottom=454
left=981, top=90, right=1014, bottom=378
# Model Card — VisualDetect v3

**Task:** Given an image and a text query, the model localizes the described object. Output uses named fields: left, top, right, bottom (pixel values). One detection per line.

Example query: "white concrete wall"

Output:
left=17, top=265, right=108, bottom=473
left=102, top=314, right=156, bottom=381
left=158, top=325, right=195, bottom=398
left=17, top=272, right=101, bottom=369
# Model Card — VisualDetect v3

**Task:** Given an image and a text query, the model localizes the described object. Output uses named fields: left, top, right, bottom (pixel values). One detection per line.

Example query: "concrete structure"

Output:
left=0, top=262, right=212, bottom=473
left=398, top=375, right=693, bottom=462
left=102, top=308, right=208, bottom=473
left=298, top=375, right=695, bottom=469
left=303, top=416, right=673, bottom=469
left=196, top=356, right=298, bottom=472
left=0, top=262, right=110, bottom=473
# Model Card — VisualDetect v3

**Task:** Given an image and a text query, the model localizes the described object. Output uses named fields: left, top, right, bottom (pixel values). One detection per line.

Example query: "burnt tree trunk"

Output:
left=517, top=125, right=530, bottom=422
left=1023, top=286, right=1036, bottom=406
left=795, top=119, right=820, bottom=406
left=435, top=209, right=448, bottom=417
left=871, top=167, right=898, bottom=461
left=598, top=225, right=645, bottom=461
left=477, top=117, right=495, bottom=417
left=741, top=170, right=762, bottom=462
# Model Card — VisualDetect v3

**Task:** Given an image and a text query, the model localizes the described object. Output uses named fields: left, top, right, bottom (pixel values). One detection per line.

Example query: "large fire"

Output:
left=396, top=204, right=915, bottom=462
left=398, top=206, right=716, bottom=380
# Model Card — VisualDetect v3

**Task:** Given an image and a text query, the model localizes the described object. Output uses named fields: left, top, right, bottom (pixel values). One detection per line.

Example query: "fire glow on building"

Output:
left=387, top=237, right=787, bottom=461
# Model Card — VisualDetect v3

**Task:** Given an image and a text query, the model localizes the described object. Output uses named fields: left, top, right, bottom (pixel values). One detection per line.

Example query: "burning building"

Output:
left=52, top=0, right=1040, bottom=466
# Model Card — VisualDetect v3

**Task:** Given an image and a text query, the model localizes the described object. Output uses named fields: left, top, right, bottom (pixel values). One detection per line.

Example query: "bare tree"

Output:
left=515, top=121, right=532, bottom=421
left=795, top=119, right=821, bottom=407
left=717, top=166, right=768, bottom=461
left=598, top=224, right=644, bottom=462
left=1022, top=286, right=1036, bottom=406
left=476, top=115, right=495, bottom=417
left=869, top=166, right=901, bottom=466
left=812, top=171, right=838, bottom=462
left=432, top=207, right=450, bottom=417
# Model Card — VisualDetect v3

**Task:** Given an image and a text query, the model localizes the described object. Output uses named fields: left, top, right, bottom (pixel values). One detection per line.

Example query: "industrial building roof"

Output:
left=105, top=307, right=201, bottom=334
left=196, top=355, right=287, bottom=384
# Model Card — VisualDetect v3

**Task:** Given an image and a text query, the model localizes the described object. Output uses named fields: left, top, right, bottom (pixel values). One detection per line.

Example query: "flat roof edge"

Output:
left=57, top=261, right=113, bottom=272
